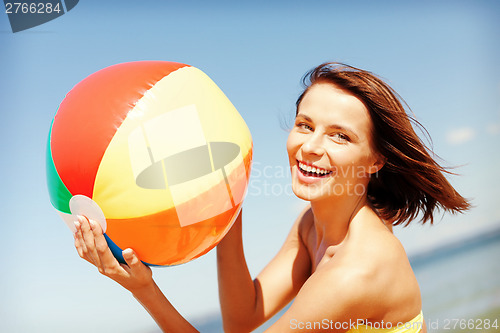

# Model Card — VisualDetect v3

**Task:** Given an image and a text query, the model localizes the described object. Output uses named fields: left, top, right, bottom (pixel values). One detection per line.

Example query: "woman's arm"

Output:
left=74, top=215, right=198, bottom=333
left=217, top=208, right=312, bottom=332
left=131, top=280, right=198, bottom=332
left=262, top=263, right=371, bottom=333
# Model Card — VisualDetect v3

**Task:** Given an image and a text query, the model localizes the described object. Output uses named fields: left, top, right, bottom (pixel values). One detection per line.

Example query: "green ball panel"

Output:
left=46, top=121, right=72, bottom=214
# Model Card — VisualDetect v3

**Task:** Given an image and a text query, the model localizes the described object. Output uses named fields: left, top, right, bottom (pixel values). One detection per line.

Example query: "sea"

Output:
left=189, top=226, right=500, bottom=333
left=410, top=227, right=500, bottom=333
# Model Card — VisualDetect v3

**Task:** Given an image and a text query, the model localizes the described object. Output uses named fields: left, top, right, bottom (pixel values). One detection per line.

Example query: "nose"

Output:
left=301, top=131, right=325, bottom=156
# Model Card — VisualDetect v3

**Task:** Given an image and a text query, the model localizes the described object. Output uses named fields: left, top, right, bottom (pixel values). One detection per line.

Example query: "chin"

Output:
left=291, top=180, right=326, bottom=202
left=290, top=166, right=331, bottom=201
left=294, top=188, right=330, bottom=202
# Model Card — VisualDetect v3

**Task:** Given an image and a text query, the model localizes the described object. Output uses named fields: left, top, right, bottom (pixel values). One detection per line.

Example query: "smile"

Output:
left=297, top=160, right=333, bottom=178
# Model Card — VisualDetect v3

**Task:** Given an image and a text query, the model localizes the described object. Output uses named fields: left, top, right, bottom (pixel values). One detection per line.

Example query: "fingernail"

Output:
left=74, top=221, right=80, bottom=229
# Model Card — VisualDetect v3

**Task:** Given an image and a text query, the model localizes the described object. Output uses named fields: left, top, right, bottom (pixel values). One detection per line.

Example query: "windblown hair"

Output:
left=296, top=62, right=470, bottom=226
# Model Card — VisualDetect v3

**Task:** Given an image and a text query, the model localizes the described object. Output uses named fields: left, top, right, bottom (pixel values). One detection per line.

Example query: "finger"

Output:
left=90, top=219, right=123, bottom=273
left=74, top=220, right=89, bottom=260
left=78, top=215, right=101, bottom=266
left=122, top=249, right=149, bottom=274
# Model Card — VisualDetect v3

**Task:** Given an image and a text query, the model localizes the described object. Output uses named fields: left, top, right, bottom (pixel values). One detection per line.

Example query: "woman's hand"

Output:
left=73, top=216, right=199, bottom=332
left=73, top=215, right=153, bottom=293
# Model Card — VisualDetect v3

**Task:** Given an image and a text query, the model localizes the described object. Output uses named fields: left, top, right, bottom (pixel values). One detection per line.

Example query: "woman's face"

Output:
left=287, top=82, right=383, bottom=202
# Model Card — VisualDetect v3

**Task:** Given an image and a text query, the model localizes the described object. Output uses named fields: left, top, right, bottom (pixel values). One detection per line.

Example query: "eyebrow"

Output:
left=296, top=113, right=360, bottom=140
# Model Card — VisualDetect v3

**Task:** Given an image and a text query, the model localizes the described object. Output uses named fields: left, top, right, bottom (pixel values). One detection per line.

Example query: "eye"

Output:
left=296, top=122, right=313, bottom=132
left=330, top=132, right=350, bottom=143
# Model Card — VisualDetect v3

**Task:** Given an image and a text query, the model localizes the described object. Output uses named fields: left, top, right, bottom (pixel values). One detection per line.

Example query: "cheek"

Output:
left=324, top=145, right=352, bottom=165
left=325, top=146, right=373, bottom=176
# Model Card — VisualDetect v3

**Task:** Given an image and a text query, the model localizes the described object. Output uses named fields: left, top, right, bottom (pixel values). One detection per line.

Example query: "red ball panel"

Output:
left=50, top=61, right=189, bottom=197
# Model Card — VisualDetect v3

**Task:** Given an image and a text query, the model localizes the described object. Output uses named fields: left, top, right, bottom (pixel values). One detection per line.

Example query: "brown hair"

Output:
left=296, top=62, right=471, bottom=226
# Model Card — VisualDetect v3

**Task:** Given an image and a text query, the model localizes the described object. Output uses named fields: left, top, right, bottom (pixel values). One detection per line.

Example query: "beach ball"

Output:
left=46, top=61, right=252, bottom=266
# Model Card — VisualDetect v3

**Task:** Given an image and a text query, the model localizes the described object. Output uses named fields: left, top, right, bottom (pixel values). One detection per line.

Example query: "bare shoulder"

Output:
left=265, top=209, right=424, bottom=331
left=336, top=213, right=422, bottom=322
left=269, top=247, right=408, bottom=332
left=269, top=258, right=379, bottom=331
left=290, top=226, right=420, bottom=324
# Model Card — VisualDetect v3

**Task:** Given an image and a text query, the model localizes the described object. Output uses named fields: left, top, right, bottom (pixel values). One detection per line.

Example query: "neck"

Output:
left=310, top=192, right=367, bottom=249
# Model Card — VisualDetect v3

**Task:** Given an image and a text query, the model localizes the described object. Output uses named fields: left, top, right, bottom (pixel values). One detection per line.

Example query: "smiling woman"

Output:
left=72, top=62, right=470, bottom=333
left=219, top=63, right=470, bottom=333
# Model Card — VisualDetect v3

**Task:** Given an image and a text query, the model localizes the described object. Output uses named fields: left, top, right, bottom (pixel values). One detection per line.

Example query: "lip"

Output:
left=295, top=160, right=334, bottom=184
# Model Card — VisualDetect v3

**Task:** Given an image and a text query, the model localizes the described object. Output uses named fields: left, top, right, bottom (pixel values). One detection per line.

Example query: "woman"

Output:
left=74, top=63, right=470, bottom=332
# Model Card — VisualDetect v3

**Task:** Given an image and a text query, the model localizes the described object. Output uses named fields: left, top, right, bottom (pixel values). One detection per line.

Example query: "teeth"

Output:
left=298, top=162, right=331, bottom=176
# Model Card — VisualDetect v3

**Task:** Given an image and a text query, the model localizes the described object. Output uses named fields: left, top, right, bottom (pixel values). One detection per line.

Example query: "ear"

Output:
left=368, top=156, right=386, bottom=175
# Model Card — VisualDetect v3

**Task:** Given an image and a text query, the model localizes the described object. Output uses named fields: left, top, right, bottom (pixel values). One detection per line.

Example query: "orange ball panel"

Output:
left=106, top=205, right=240, bottom=266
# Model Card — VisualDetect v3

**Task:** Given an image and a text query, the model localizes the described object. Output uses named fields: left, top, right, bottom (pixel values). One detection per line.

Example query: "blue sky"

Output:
left=1, top=1, right=499, bottom=332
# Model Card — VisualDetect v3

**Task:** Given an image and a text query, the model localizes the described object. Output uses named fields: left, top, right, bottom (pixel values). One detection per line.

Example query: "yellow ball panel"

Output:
left=94, top=66, right=252, bottom=220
